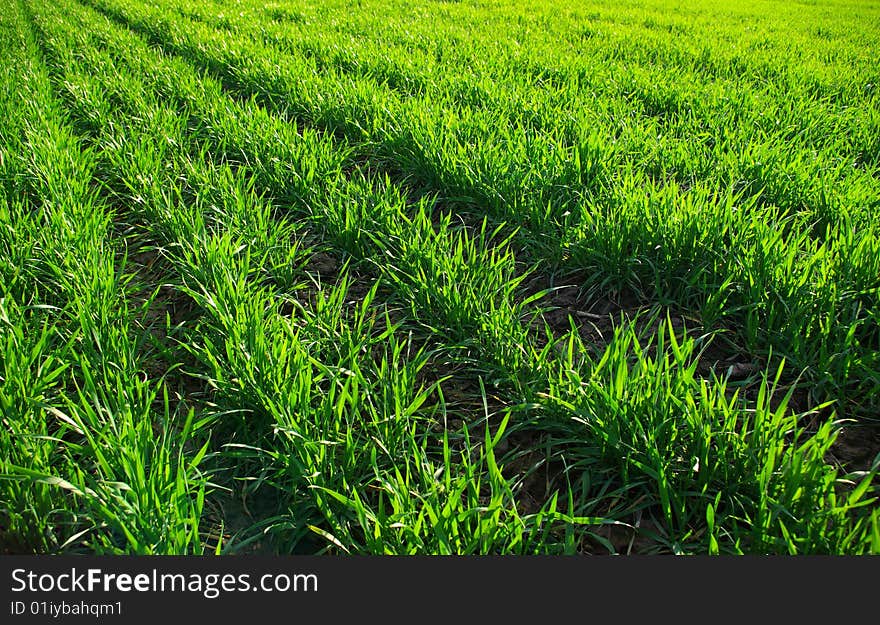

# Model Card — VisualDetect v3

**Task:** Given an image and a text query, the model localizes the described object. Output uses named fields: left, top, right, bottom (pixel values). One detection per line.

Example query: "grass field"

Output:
left=1, top=0, right=879, bottom=555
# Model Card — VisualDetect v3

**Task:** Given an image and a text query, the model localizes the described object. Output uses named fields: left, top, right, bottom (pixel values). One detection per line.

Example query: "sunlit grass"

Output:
left=1, top=0, right=878, bottom=555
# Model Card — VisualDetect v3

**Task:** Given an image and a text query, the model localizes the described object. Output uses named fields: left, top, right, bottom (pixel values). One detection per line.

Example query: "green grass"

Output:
left=1, top=0, right=878, bottom=555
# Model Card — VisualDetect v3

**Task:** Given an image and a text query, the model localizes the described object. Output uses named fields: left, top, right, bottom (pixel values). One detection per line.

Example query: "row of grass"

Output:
left=3, top=0, right=878, bottom=553
left=0, top=0, right=209, bottom=553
